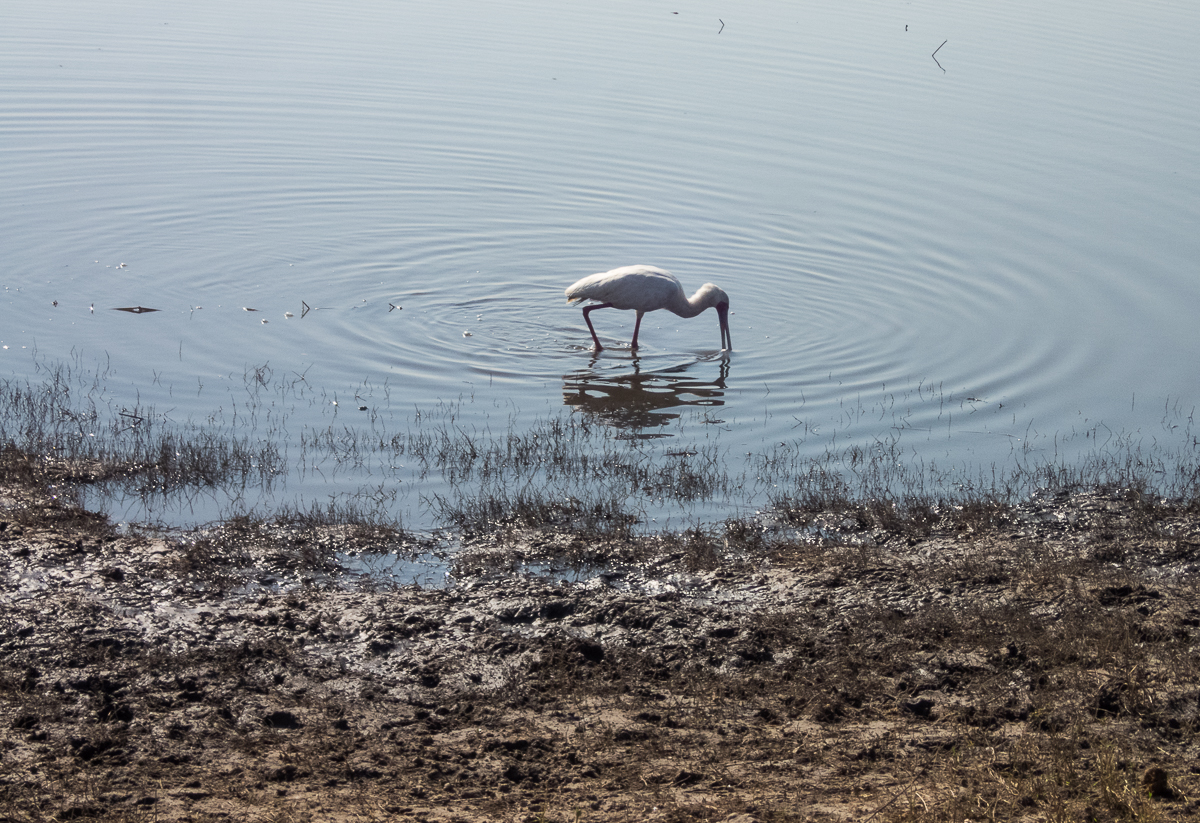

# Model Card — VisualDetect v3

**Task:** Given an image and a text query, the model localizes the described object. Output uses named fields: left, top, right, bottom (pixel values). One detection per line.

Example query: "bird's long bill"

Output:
left=717, top=303, right=732, bottom=351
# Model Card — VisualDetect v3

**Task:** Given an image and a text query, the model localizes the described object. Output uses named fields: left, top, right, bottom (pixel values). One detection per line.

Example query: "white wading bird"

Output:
left=565, top=265, right=731, bottom=352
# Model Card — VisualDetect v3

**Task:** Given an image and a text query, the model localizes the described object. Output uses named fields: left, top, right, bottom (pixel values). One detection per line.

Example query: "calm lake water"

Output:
left=2, top=0, right=1198, bottom=532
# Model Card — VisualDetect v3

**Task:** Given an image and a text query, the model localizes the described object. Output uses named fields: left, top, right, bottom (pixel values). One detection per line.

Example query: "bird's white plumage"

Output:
left=566, top=266, right=683, bottom=312
left=564, top=265, right=731, bottom=351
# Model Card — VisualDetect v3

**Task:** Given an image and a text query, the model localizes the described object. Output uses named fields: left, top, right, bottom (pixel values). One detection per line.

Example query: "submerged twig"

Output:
left=118, top=410, right=144, bottom=427
left=932, top=39, right=947, bottom=72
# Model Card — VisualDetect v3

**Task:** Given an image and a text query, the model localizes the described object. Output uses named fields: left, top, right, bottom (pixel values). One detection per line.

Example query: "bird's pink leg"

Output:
left=582, top=303, right=612, bottom=351
left=631, top=311, right=645, bottom=350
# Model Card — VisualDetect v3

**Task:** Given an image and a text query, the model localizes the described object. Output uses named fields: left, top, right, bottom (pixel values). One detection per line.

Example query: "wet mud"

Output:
left=3, top=480, right=1200, bottom=821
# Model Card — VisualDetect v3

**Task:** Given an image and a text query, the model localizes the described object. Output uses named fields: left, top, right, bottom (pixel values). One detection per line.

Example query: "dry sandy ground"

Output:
left=2, top=481, right=1200, bottom=822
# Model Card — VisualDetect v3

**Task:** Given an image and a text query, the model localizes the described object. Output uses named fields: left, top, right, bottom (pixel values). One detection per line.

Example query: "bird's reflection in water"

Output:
left=562, top=356, right=730, bottom=439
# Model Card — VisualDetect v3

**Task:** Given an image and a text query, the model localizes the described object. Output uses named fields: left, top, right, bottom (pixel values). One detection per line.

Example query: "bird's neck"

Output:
left=669, top=289, right=711, bottom=319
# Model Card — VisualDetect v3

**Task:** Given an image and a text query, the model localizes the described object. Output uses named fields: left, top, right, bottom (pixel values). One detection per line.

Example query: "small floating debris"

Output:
left=113, top=306, right=161, bottom=314
left=284, top=311, right=293, bottom=318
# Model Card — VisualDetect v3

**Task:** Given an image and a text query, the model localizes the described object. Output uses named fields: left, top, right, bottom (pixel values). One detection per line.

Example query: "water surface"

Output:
left=2, top=0, right=1198, bottom=530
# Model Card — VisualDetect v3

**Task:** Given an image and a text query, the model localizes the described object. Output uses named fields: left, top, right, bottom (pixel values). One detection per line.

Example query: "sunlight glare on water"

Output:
left=1, top=0, right=1198, bottom=530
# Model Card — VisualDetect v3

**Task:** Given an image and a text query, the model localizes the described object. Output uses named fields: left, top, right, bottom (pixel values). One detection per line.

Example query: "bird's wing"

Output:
left=565, top=266, right=677, bottom=309
left=564, top=271, right=611, bottom=303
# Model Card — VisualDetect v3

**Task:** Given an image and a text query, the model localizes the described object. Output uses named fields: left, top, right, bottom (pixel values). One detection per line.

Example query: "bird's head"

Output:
left=697, top=284, right=732, bottom=351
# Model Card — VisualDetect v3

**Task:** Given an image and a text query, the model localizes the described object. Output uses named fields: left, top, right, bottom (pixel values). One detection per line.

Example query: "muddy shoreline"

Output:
left=3, top=478, right=1200, bottom=821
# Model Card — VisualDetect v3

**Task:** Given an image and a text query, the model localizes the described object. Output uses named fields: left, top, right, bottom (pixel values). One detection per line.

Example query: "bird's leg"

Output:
left=582, top=303, right=612, bottom=351
left=631, top=311, right=644, bottom=350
